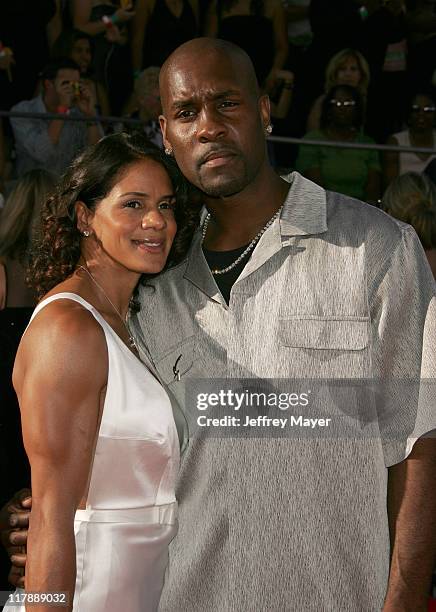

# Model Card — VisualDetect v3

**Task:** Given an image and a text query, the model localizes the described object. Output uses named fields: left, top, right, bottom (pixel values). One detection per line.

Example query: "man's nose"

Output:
left=197, top=108, right=227, bottom=142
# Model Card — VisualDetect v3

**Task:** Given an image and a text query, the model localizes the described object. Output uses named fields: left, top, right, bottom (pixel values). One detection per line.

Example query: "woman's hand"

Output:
left=113, top=6, right=135, bottom=23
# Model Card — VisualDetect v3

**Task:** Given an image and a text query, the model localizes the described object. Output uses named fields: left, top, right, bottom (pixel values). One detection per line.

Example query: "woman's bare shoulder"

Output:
left=15, top=296, right=108, bottom=388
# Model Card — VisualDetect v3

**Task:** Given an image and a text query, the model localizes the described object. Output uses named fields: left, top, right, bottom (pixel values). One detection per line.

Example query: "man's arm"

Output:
left=0, top=490, right=32, bottom=588
left=384, top=437, right=436, bottom=611
left=76, top=81, right=104, bottom=144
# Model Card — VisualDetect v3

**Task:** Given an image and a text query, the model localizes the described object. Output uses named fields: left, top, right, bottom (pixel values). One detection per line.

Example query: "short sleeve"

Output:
left=370, top=225, right=436, bottom=466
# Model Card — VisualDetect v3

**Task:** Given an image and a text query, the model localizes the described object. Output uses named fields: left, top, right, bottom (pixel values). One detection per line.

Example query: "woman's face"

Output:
left=409, top=95, right=435, bottom=132
left=86, top=159, right=177, bottom=275
left=71, top=38, right=92, bottom=74
left=336, top=56, right=362, bottom=88
left=328, top=88, right=357, bottom=128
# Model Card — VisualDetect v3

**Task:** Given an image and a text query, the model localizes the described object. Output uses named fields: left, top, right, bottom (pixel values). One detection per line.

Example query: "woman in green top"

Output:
left=296, top=84, right=381, bottom=204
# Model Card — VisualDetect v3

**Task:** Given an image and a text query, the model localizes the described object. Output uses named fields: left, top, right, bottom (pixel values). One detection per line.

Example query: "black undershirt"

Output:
left=202, top=244, right=250, bottom=304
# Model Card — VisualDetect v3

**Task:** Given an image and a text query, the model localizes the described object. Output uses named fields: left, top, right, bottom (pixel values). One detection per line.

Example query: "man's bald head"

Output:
left=159, top=38, right=260, bottom=112
left=158, top=37, right=271, bottom=198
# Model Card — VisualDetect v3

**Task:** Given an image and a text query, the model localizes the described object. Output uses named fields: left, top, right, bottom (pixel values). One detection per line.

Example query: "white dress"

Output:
left=5, top=293, right=179, bottom=611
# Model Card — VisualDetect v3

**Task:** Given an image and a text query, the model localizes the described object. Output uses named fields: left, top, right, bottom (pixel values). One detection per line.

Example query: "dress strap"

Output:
left=23, top=292, right=107, bottom=337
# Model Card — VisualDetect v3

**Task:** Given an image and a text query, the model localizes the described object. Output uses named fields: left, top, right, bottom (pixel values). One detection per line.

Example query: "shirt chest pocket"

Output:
left=276, top=317, right=371, bottom=378
left=154, top=335, right=196, bottom=387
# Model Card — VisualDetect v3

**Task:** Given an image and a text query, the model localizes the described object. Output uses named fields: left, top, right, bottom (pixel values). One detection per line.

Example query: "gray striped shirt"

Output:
left=131, top=172, right=436, bottom=611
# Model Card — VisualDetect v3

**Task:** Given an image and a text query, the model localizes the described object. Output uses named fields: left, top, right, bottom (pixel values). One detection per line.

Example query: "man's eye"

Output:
left=124, top=200, right=141, bottom=209
left=177, top=110, right=195, bottom=119
left=219, top=101, right=238, bottom=108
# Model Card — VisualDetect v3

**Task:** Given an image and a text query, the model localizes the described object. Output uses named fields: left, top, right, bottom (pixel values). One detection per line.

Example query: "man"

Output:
left=5, top=39, right=436, bottom=610
left=10, top=58, right=102, bottom=178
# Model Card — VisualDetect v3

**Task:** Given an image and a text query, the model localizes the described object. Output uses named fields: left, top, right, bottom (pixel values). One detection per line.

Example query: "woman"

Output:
left=383, top=91, right=436, bottom=188
left=382, top=171, right=436, bottom=277
left=306, top=48, right=370, bottom=132
left=71, top=0, right=135, bottom=114
left=52, top=29, right=111, bottom=119
left=4, top=133, right=199, bottom=611
left=296, top=84, right=381, bottom=203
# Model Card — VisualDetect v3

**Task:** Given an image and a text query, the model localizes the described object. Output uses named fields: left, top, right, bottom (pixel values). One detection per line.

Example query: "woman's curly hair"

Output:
left=29, top=132, right=202, bottom=306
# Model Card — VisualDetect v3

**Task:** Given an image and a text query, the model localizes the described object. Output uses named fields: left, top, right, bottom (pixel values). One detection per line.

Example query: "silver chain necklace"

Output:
left=78, top=265, right=137, bottom=351
left=201, top=206, right=283, bottom=275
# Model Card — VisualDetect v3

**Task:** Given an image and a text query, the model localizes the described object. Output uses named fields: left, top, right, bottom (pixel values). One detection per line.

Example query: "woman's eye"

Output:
left=124, top=200, right=142, bottom=209
left=159, top=200, right=176, bottom=211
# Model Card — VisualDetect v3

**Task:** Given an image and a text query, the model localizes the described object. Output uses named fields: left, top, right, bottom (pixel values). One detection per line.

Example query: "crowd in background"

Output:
left=1, top=2, right=436, bottom=189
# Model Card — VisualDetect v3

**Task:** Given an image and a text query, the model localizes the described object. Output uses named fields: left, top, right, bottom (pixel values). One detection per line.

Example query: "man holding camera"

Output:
left=10, top=58, right=102, bottom=178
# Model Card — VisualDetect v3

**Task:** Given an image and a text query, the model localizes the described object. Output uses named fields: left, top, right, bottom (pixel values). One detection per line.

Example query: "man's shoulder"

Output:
left=11, top=96, right=41, bottom=113
left=326, top=189, right=406, bottom=242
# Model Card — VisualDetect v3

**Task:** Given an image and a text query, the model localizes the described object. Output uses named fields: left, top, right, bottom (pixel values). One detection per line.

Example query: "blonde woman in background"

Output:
left=382, top=171, right=436, bottom=278
left=119, top=66, right=163, bottom=148
left=306, top=48, right=370, bottom=132
left=0, top=170, right=56, bottom=310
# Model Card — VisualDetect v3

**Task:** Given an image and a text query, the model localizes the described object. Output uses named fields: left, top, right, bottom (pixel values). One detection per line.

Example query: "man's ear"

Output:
left=259, top=94, right=271, bottom=130
left=75, top=201, right=94, bottom=234
left=43, top=78, right=54, bottom=93
left=159, top=114, right=171, bottom=151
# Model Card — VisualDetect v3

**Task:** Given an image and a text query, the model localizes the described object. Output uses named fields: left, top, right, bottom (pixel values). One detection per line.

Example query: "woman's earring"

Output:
left=165, top=147, right=173, bottom=156
left=265, top=125, right=273, bottom=134
left=83, top=230, right=90, bottom=237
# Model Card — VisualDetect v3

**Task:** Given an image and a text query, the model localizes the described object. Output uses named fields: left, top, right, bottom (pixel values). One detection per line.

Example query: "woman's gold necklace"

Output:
left=78, top=265, right=137, bottom=351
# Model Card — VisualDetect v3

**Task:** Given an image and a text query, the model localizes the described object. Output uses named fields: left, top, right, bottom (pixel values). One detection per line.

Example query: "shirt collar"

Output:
left=279, top=171, right=328, bottom=236
left=183, top=171, right=328, bottom=301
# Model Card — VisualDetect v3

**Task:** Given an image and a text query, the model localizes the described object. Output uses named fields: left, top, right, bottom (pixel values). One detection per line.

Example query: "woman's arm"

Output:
left=264, top=0, right=289, bottom=91
left=204, top=0, right=219, bottom=37
left=306, top=95, right=324, bottom=133
left=270, top=69, right=294, bottom=120
left=72, top=0, right=109, bottom=36
left=46, top=0, right=63, bottom=50
left=72, top=0, right=135, bottom=38
left=16, top=303, right=107, bottom=611
left=131, top=0, right=155, bottom=73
